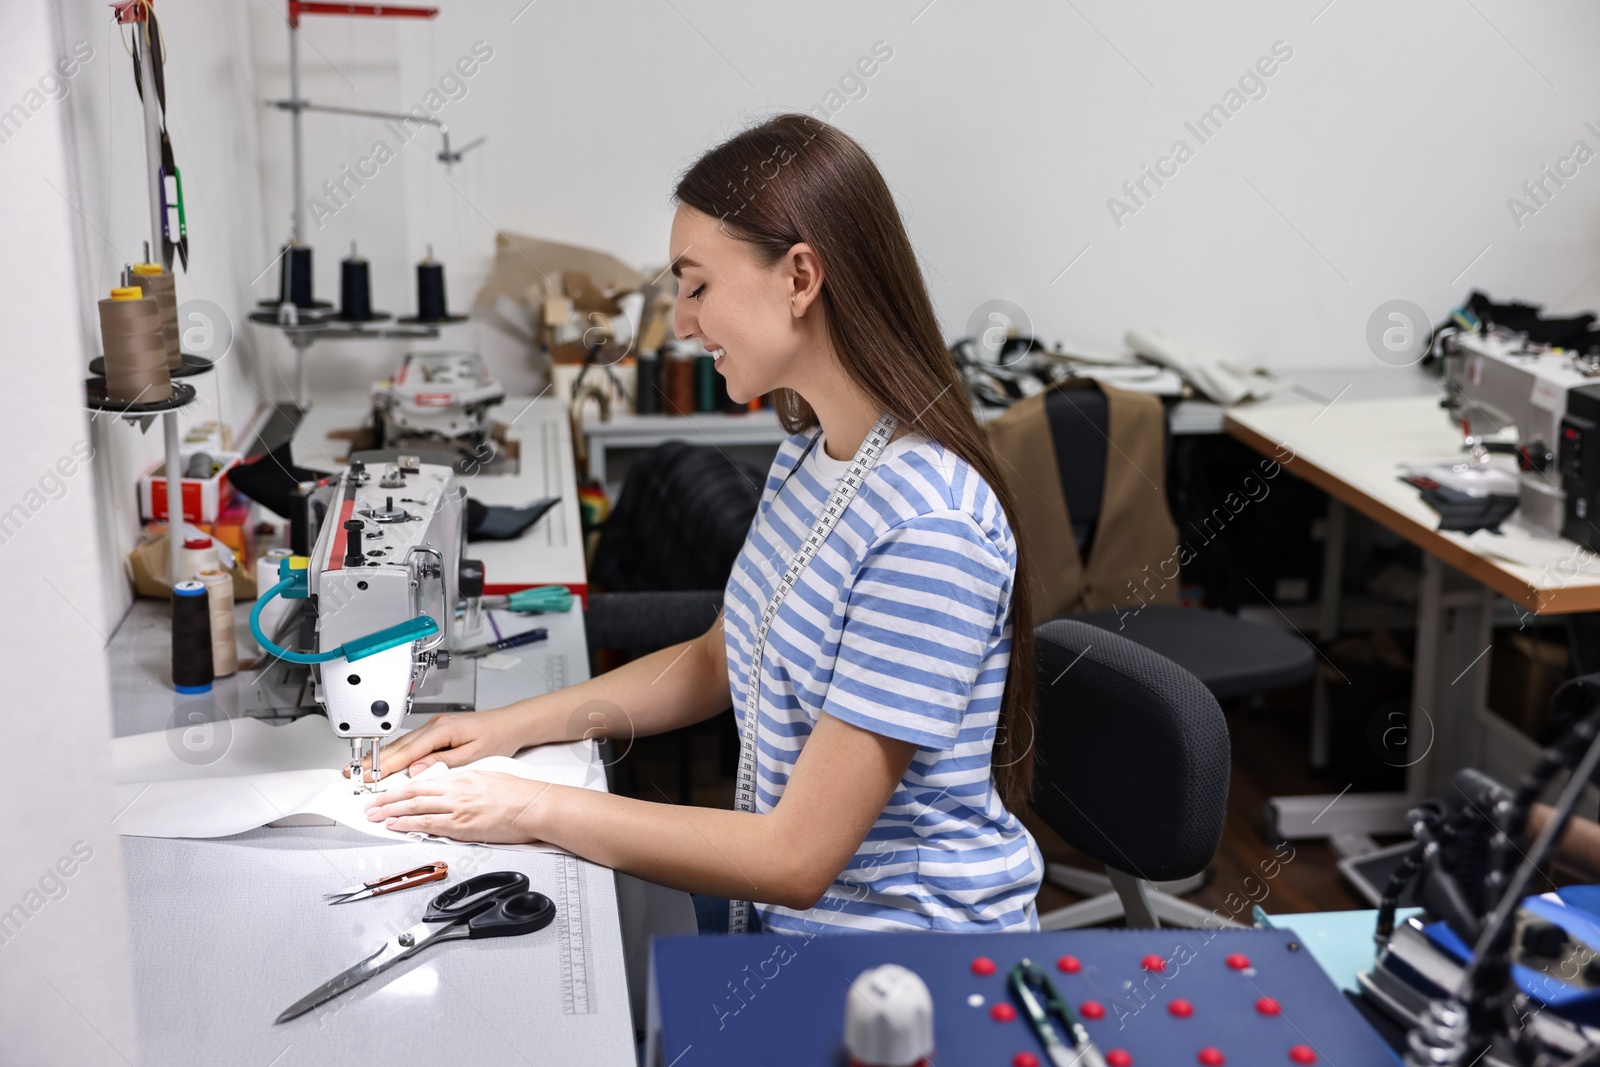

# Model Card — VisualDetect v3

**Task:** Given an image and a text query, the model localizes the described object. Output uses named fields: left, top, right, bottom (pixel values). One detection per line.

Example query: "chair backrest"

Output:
left=1044, top=387, right=1107, bottom=554
left=1031, top=619, right=1230, bottom=882
left=987, top=379, right=1178, bottom=618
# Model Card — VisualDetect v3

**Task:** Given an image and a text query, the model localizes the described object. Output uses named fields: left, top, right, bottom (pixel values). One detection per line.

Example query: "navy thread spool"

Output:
left=635, top=352, right=660, bottom=415
left=279, top=244, right=317, bottom=308
left=339, top=245, right=374, bottom=321
left=693, top=354, right=716, bottom=412
left=400, top=249, right=466, bottom=324
left=171, top=579, right=215, bottom=694
left=416, top=261, right=447, bottom=320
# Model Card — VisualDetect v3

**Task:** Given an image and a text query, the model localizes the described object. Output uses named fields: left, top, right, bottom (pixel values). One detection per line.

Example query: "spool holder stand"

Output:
left=250, top=1, right=476, bottom=417
left=99, top=3, right=213, bottom=590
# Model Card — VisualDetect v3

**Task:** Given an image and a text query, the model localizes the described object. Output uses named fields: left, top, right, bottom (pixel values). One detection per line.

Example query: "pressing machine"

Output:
left=1439, top=329, right=1600, bottom=545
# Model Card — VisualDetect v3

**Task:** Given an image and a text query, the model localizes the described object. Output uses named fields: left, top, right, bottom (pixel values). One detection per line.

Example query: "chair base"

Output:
left=1039, top=863, right=1244, bottom=930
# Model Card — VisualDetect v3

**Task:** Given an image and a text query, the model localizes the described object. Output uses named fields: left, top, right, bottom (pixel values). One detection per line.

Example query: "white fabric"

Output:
left=111, top=716, right=603, bottom=852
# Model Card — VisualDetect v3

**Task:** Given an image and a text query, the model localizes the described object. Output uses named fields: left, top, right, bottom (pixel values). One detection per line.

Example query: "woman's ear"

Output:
left=786, top=243, right=826, bottom=317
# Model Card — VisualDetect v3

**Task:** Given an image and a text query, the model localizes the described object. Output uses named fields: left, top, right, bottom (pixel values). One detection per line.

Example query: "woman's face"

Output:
left=669, top=206, right=815, bottom=404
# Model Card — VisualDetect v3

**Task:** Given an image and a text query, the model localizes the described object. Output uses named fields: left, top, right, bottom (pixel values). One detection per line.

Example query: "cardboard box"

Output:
left=474, top=231, right=675, bottom=358
left=140, top=449, right=242, bottom=522
left=1489, top=632, right=1570, bottom=741
left=128, top=530, right=258, bottom=601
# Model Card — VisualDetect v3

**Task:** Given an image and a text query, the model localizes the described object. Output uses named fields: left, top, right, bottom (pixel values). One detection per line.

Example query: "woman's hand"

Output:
left=355, top=706, right=532, bottom=781
left=364, top=770, right=559, bottom=844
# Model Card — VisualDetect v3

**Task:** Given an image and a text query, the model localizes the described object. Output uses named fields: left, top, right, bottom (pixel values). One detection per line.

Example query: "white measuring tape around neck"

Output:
left=728, top=411, right=901, bottom=934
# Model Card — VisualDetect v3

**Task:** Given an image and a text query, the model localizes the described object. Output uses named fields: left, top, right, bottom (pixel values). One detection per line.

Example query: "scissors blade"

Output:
left=274, top=924, right=428, bottom=1023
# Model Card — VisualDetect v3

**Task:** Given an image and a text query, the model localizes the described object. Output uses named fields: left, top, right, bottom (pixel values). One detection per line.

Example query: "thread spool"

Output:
left=171, top=580, right=215, bottom=693
left=254, top=548, right=294, bottom=651
left=339, top=243, right=374, bottom=321
left=179, top=535, right=214, bottom=582
left=663, top=352, right=694, bottom=416
left=415, top=260, right=447, bottom=320
left=401, top=247, right=465, bottom=323
left=635, top=351, right=660, bottom=415
left=278, top=243, right=317, bottom=308
left=693, top=354, right=717, bottom=413
left=197, top=569, right=237, bottom=677
left=98, top=286, right=172, bottom=403
left=132, top=262, right=181, bottom=370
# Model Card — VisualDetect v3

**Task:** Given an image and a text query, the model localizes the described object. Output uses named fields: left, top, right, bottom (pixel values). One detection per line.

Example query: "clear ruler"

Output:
left=545, top=651, right=567, bottom=694
left=727, top=412, right=900, bottom=934
left=553, top=853, right=592, bottom=1014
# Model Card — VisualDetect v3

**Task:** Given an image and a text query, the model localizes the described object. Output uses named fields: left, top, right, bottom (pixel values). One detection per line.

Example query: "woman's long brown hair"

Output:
left=675, top=114, right=1037, bottom=812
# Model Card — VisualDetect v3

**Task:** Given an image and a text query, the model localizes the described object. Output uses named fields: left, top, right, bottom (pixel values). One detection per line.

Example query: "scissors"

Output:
left=323, top=861, right=449, bottom=905
left=276, top=871, right=556, bottom=1023
left=1008, top=959, right=1108, bottom=1067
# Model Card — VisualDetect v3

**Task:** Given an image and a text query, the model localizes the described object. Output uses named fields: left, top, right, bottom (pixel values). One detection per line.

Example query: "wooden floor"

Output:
left=612, top=677, right=1372, bottom=921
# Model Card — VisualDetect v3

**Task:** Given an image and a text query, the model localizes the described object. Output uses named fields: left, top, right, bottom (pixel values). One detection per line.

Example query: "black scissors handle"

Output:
left=424, top=871, right=528, bottom=922
left=423, top=870, right=555, bottom=939
left=466, top=889, right=555, bottom=939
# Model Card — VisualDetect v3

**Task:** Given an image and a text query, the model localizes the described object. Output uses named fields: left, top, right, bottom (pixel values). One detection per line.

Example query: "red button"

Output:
left=1289, top=1047, right=1316, bottom=1064
left=1168, top=998, right=1194, bottom=1018
left=1012, top=1054, right=1039, bottom=1067
left=1256, top=997, right=1281, bottom=1016
left=1141, top=954, right=1167, bottom=973
left=1080, top=1000, right=1105, bottom=1020
left=1107, top=1052, right=1133, bottom=1067
left=1057, top=955, right=1082, bottom=974
left=1226, top=953, right=1251, bottom=970
left=990, top=1002, right=1016, bottom=1023
left=972, top=956, right=997, bottom=976
left=1199, top=1049, right=1226, bottom=1066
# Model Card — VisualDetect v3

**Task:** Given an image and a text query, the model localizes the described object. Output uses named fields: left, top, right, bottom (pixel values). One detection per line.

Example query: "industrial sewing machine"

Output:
left=369, top=352, right=509, bottom=473
left=1439, top=330, right=1600, bottom=540
left=249, top=456, right=484, bottom=790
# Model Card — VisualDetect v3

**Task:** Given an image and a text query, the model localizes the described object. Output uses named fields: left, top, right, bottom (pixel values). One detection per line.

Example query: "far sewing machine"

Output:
left=1439, top=329, right=1600, bottom=545
left=249, top=456, right=484, bottom=790
left=369, top=352, right=510, bottom=474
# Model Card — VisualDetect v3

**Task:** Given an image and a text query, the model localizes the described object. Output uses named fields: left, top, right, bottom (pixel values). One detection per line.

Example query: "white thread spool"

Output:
left=843, top=964, right=934, bottom=1067
left=197, top=569, right=237, bottom=677
left=178, top=535, right=215, bottom=583
left=254, top=548, right=294, bottom=653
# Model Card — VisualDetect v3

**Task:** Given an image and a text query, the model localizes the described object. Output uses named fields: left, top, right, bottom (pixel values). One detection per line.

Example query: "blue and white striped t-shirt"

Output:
left=723, top=427, right=1043, bottom=933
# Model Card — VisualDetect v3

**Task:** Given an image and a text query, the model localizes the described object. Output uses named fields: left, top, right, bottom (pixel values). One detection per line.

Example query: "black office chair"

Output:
left=585, top=590, right=726, bottom=802
left=1032, top=618, right=1236, bottom=928
left=1045, top=386, right=1316, bottom=699
left=585, top=590, right=723, bottom=652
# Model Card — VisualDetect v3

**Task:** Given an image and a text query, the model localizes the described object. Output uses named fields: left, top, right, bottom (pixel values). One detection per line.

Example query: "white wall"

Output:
left=246, top=0, right=1600, bottom=397
left=55, top=0, right=274, bottom=632
left=0, top=3, right=140, bottom=1063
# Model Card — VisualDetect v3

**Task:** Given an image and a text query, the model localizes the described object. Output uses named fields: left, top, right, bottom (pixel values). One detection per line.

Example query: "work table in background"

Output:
left=293, top=395, right=587, bottom=596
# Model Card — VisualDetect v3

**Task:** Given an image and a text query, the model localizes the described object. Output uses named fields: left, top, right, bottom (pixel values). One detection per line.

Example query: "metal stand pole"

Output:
left=288, top=19, right=305, bottom=243
left=133, top=19, right=185, bottom=587
left=294, top=334, right=313, bottom=412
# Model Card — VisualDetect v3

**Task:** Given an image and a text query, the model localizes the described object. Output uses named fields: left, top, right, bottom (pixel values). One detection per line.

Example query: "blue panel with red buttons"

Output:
left=648, top=928, right=1401, bottom=1066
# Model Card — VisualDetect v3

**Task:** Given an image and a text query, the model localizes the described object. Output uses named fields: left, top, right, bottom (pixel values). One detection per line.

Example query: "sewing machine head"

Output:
left=251, top=456, right=483, bottom=791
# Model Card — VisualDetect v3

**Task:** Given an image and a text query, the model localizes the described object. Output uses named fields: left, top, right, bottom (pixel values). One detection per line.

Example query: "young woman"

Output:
left=365, top=114, right=1043, bottom=933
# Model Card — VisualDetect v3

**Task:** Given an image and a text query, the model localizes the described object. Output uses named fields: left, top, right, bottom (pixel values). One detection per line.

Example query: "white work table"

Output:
left=106, top=404, right=634, bottom=1065
left=1226, top=392, right=1600, bottom=839
left=294, top=396, right=587, bottom=595
left=579, top=407, right=788, bottom=483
